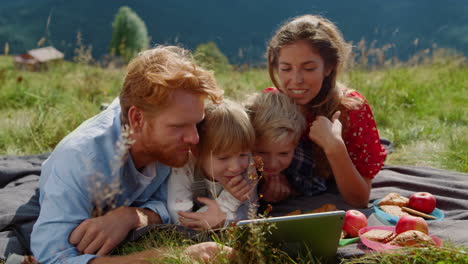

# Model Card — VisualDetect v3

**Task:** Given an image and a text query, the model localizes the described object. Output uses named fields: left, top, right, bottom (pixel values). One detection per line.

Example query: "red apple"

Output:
left=342, top=210, right=368, bottom=237
left=408, top=192, right=437, bottom=214
left=395, top=215, right=429, bottom=235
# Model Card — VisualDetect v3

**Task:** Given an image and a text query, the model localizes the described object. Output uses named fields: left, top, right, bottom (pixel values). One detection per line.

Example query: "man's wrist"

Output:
left=134, top=207, right=162, bottom=228
left=135, top=208, right=149, bottom=228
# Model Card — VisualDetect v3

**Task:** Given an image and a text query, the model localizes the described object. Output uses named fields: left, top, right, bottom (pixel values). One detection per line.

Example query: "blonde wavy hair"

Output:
left=245, top=92, right=305, bottom=145
left=119, top=45, right=223, bottom=125
left=197, top=99, right=255, bottom=164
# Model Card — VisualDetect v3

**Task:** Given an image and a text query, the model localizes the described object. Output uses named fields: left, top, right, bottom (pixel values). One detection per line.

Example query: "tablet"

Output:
left=236, top=210, right=345, bottom=262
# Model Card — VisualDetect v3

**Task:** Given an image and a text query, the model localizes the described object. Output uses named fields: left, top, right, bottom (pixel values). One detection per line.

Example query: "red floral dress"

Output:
left=263, top=87, right=386, bottom=182
left=303, top=91, right=387, bottom=179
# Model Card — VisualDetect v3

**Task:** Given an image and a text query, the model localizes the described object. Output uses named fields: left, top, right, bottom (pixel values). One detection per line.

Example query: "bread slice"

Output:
left=362, top=229, right=396, bottom=243
left=380, top=205, right=410, bottom=217
left=389, top=230, right=436, bottom=247
left=378, top=193, right=409, bottom=207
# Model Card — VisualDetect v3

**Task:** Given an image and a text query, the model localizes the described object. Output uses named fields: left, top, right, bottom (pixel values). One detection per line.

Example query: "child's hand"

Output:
left=308, top=111, right=343, bottom=153
left=223, top=175, right=254, bottom=202
left=183, top=242, right=234, bottom=263
left=178, top=197, right=226, bottom=231
left=260, top=173, right=292, bottom=203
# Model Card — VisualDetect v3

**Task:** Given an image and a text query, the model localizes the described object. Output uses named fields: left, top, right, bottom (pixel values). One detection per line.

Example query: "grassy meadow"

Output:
left=0, top=49, right=467, bottom=263
left=1, top=50, right=466, bottom=172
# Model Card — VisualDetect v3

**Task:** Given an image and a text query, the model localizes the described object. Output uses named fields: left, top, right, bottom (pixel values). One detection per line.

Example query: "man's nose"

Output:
left=183, top=125, right=199, bottom=145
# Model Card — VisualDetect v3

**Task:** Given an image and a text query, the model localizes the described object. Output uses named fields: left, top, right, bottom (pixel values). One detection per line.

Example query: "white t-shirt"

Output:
left=167, top=153, right=255, bottom=226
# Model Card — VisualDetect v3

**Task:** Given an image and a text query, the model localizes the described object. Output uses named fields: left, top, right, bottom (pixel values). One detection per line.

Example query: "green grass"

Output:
left=344, top=242, right=468, bottom=264
left=342, top=56, right=467, bottom=172
left=0, top=51, right=467, bottom=263
left=1, top=53, right=466, bottom=171
left=0, top=57, right=123, bottom=154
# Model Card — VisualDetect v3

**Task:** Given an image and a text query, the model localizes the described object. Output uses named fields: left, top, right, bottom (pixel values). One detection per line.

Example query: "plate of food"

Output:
left=373, top=192, right=444, bottom=224
left=358, top=226, right=442, bottom=252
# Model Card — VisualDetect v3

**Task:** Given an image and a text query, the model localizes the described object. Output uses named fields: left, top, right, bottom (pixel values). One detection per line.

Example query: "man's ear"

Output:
left=127, top=106, right=144, bottom=132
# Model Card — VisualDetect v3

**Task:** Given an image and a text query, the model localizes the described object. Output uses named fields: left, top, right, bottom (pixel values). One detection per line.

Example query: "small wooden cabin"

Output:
left=14, top=46, right=64, bottom=71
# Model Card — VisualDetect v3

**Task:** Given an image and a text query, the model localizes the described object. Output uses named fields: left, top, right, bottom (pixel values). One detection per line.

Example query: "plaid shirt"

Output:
left=284, top=139, right=327, bottom=196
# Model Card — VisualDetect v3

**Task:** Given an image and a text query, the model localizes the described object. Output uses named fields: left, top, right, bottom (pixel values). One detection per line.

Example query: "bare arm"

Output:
left=309, top=111, right=370, bottom=208
left=89, top=242, right=233, bottom=264
left=89, top=248, right=166, bottom=264
left=324, top=140, right=371, bottom=208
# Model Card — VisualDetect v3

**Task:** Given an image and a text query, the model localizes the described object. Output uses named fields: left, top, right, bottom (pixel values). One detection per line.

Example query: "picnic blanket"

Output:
left=1, top=154, right=467, bottom=261
left=265, top=165, right=468, bottom=259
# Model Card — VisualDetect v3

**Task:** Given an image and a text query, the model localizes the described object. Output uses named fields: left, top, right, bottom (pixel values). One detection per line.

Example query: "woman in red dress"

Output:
left=263, top=14, right=387, bottom=208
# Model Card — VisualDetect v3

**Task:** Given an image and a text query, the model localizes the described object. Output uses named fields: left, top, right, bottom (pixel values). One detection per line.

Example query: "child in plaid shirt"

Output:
left=245, top=91, right=326, bottom=203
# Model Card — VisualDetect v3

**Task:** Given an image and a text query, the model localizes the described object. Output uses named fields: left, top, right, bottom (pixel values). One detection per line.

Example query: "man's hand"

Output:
left=222, top=175, right=254, bottom=202
left=183, top=242, right=234, bottom=263
left=260, top=173, right=292, bottom=203
left=178, top=197, right=226, bottom=230
left=69, top=207, right=141, bottom=256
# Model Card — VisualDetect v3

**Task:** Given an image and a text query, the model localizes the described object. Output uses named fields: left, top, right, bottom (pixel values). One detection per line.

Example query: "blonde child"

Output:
left=245, top=91, right=324, bottom=203
left=167, top=100, right=258, bottom=230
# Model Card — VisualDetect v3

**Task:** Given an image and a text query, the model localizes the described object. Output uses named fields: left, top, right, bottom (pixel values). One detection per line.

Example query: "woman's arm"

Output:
left=308, top=111, right=371, bottom=207
left=323, top=138, right=371, bottom=207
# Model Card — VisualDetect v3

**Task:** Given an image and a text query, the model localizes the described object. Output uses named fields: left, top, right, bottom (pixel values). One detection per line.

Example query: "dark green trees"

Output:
left=109, top=6, right=149, bottom=62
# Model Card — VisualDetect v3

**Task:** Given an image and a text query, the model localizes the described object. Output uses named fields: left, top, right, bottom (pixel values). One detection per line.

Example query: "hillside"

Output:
left=0, top=52, right=466, bottom=172
left=0, top=0, right=467, bottom=64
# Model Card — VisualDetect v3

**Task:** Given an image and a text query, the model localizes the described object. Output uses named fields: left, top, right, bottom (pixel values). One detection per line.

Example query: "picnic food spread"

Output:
left=357, top=192, right=442, bottom=250
left=377, top=192, right=438, bottom=219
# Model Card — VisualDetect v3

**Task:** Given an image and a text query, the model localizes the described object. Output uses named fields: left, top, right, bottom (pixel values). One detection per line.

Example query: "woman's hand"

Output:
left=178, top=197, right=226, bottom=230
left=308, top=111, right=343, bottom=153
left=260, top=173, right=292, bottom=203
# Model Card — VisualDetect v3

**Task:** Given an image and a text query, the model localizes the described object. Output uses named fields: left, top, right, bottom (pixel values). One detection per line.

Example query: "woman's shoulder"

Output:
left=341, top=87, right=367, bottom=101
left=262, top=87, right=280, bottom=93
left=338, top=86, right=368, bottom=115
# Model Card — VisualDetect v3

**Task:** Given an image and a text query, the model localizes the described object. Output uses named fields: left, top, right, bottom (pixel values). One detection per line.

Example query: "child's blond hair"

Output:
left=245, top=92, right=305, bottom=145
left=197, top=99, right=255, bottom=162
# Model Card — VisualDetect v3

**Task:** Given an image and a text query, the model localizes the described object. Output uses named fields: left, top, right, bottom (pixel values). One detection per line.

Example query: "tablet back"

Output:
left=236, top=210, right=345, bottom=263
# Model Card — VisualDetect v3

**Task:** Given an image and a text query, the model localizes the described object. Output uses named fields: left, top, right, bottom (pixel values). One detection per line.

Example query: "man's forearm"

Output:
left=89, top=248, right=167, bottom=264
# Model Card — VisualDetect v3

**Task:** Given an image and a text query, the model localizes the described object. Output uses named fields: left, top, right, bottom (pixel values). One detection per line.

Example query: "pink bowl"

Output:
left=358, top=226, right=442, bottom=252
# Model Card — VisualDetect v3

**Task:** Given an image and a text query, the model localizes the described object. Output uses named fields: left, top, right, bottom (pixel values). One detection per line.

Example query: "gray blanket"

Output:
left=0, top=154, right=46, bottom=260
left=1, top=154, right=467, bottom=261
left=266, top=165, right=468, bottom=259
